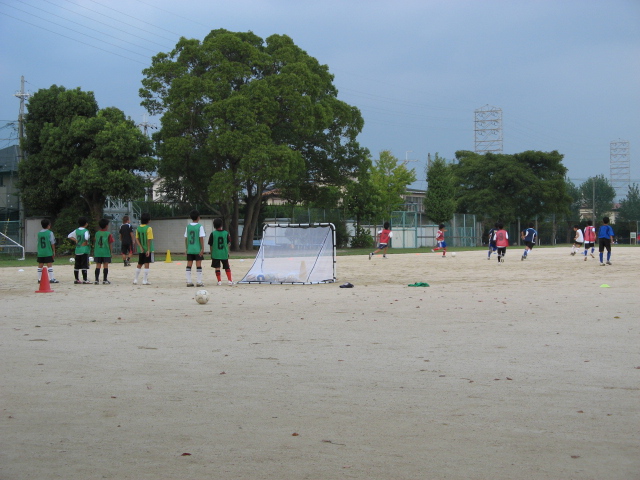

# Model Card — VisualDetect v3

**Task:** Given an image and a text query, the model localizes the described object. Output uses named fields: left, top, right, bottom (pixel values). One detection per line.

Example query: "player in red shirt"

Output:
left=369, top=222, right=393, bottom=260
left=432, top=224, right=447, bottom=257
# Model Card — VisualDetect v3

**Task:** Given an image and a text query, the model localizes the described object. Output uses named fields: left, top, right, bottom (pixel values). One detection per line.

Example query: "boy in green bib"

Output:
left=184, top=210, right=206, bottom=287
left=134, top=213, right=154, bottom=285
left=94, top=218, right=114, bottom=284
left=36, top=218, right=59, bottom=284
left=68, top=216, right=91, bottom=284
left=208, top=217, right=233, bottom=286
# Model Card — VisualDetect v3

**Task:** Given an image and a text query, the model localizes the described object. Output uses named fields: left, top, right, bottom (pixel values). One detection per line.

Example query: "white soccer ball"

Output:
left=69, top=257, right=75, bottom=263
left=89, top=256, right=94, bottom=262
left=195, top=289, right=209, bottom=305
left=452, top=252, right=456, bottom=257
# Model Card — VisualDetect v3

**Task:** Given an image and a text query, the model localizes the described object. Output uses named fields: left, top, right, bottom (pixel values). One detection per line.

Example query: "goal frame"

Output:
left=239, top=223, right=336, bottom=284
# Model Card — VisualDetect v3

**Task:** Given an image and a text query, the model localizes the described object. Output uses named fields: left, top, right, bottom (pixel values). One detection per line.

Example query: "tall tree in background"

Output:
left=140, top=29, right=368, bottom=250
left=617, top=183, right=640, bottom=225
left=423, top=153, right=455, bottom=224
left=578, top=175, right=616, bottom=222
left=453, top=150, right=569, bottom=224
left=369, top=150, right=416, bottom=220
left=19, top=86, right=154, bottom=225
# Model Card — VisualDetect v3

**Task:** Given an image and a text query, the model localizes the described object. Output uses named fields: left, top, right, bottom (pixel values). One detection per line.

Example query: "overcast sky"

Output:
left=1, top=0, right=638, bottom=193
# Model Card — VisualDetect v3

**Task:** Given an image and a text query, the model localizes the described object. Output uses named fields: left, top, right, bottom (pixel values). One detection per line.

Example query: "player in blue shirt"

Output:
left=520, top=223, right=537, bottom=261
left=487, top=223, right=498, bottom=260
left=597, top=216, right=615, bottom=266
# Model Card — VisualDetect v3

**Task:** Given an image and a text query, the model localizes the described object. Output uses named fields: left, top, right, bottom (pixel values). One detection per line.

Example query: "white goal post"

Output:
left=239, top=223, right=336, bottom=284
left=0, top=232, right=25, bottom=260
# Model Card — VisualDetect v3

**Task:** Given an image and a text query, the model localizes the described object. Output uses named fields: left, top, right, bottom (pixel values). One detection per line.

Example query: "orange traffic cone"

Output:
left=36, top=267, right=54, bottom=293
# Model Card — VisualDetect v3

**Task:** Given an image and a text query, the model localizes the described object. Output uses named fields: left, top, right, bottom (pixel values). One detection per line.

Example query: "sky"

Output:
left=1, top=0, right=639, bottom=195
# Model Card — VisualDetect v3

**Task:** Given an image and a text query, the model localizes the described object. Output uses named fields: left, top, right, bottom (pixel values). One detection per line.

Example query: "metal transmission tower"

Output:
left=474, top=105, right=503, bottom=154
left=610, top=140, right=630, bottom=200
left=138, top=114, right=157, bottom=137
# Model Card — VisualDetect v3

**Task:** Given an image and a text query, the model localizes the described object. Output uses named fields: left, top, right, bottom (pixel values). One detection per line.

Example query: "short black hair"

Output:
left=383, top=222, right=390, bottom=230
left=99, top=218, right=109, bottom=229
left=190, top=210, right=200, bottom=221
left=78, top=216, right=88, bottom=227
left=529, top=222, right=534, bottom=228
left=41, top=219, right=50, bottom=228
left=573, top=224, right=580, bottom=229
left=497, top=223, right=504, bottom=229
left=214, top=218, right=223, bottom=229
left=587, top=220, right=593, bottom=226
left=438, top=224, right=445, bottom=229
left=602, top=216, right=610, bottom=224
left=141, top=212, right=151, bottom=224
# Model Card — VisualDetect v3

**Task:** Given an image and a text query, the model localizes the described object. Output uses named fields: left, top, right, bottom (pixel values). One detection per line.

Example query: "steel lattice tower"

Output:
left=610, top=140, right=630, bottom=200
left=474, top=105, right=503, bottom=154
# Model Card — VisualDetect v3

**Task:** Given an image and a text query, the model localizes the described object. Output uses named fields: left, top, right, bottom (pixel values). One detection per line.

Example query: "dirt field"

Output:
left=1, top=247, right=639, bottom=480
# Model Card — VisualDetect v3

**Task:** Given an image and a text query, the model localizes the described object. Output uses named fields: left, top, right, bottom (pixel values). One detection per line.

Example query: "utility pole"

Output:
left=14, top=76, right=30, bottom=245
left=138, top=114, right=157, bottom=137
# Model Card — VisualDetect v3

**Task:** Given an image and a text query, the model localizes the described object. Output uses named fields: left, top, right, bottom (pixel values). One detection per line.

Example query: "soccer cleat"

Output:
left=590, top=253, right=595, bottom=258
left=103, top=280, right=111, bottom=285
left=606, top=261, right=612, bottom=265
left=228, top=281, right=234, bottom=286
left=94, top=281, right=99, bottom=285
left=142, top=281, right=151, bottom=285
left=217, top=281, right=222, bottom=286
left=133, top=279, right=138, bottom=285
left=600, top=263, right=605, bottom=266
left=383, top=255, right=387, bottom=258
left=50, top=279, right=59, bottom=283
left=431, top=248, right=435, bottom=253
left=196, top=283, right=205, bottom=287
left=584, top=256, right=587, bottom=261
left=570, top=252, right=575, bottom=256
left=82, top=280, right=92, bottom=284
left=186, top=283, right=195, bottom=287
left=368, top=253, right=372, bottom=260
left=521, top=255, right=525, bottom=261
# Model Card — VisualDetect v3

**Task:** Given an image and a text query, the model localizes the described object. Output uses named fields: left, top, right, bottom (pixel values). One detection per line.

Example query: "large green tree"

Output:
left=453, top=150, right=569, bottom=223
left=578, top=175, right=616, bottom=222
left=369, top=150, right=416, bottom=220
left=423, top=153, right=455, bottom=224
left=616, top=183, right=640, bottom=223
left=140, top=29, right=368, bottom=250
left=19, top=85, right=155, bottom=224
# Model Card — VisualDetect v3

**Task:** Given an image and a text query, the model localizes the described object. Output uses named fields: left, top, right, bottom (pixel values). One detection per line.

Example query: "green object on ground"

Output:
left=408, top=282, right=430, bottom=287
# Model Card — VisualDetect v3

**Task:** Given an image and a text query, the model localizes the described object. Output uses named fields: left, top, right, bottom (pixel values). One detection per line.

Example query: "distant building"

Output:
left=0, top=145, right=20, bottom=221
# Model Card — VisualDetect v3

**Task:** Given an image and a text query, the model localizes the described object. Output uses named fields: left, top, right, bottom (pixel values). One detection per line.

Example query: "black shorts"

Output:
left=497, top=247, right=507, bottom=255
left=75, top=254, right=89, bottom=270
left=598, top=238, right=611, bottom=253
left=524, top=241, right=535, bottom=249
left=94, top=257, right=111, bottom=264
left=121, top=244, right=133, bottom=255
left=573, top=241, right=583, bottom=246
left=37, top=256, right=54, bottom=264
left=137, top=252, right=154, bottom=265
left=584, top=242, right=594, bottom=248
left=212, top=258, right=230, bottom=270
left=187, top=254, right=204, bottom=262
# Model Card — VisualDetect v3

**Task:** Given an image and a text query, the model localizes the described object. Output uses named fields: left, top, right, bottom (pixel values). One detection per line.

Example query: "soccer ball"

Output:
left=69, top=257, right=75, bottom=263
left=195, top=290, right=209, bottom=305
left=89, top=256, right=94, bottom=263
left=452, top=252, right=456, bottom=257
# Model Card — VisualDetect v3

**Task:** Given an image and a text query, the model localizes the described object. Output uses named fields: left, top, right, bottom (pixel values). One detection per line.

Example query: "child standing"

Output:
left=94, top=218, right=114, bottom=284
left=432, top=224, right=447, bottom=257
left=36, top=219, right=59, bottom=284
left=369, top=222, right=393, bottom=259
left=68, top=216, right=91, bottom=284
left=487, top=222, right=498, bottom=260
left=597, top=216, right=615, bottom=266
left=583, top=220, right=596, bottom=261
left=119, top=215, right=135, bottom=266
left=133, top=213, right=154, bottom=285
left=570, top=225, right=584, bottom=256
left=520, top=222, right=537, bottom=260
left=208, top=218, right=233, bottom=285
left=185, top=210, right=206, bottom=287
left=493, top=223, right=509, bottom=263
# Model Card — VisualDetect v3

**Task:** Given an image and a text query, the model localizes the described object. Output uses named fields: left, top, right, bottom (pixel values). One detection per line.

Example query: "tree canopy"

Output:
left=369, top=150, right=416, bottom=220
left=19, top=85, right=155, bottom=224
left=452, top=150, right=569, bottom=223
left=140, top=29, right=368, bottom=250
left=578, top=175, right=616, bottom=222
left=615, top=183, right=640, bottom=223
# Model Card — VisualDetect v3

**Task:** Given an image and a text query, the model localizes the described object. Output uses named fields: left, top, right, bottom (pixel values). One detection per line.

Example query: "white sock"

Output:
left=48, top=267, right=54, bottom=280
left=135, top=268, right=141, bottom=281
left=186, top=268, right=192, bottom=283
left=197, top=268, right=202, bottom=283
left=143, top=269, right=149, bottom=282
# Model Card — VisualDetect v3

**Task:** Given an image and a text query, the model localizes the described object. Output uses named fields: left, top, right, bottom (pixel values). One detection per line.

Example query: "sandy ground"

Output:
left=1, top=246, right=639, bottom=480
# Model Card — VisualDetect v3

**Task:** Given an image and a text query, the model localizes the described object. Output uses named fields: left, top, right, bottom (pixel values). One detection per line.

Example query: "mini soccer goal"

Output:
left=0, top=232, right=25, bottom=260
left=239, top=223, right=336, bottom=284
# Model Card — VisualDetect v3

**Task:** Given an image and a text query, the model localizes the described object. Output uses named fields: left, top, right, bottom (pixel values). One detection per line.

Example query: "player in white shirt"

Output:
left=571, top=225, right=584, bottom=256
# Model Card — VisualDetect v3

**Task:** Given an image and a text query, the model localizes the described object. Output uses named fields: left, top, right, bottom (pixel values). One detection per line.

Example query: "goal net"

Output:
left=239, top=223, right=336, bottom=284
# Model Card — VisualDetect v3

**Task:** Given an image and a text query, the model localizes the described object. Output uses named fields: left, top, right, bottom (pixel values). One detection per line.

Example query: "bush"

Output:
left=350, top=225, right=373, bottom=248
